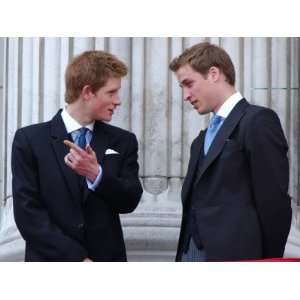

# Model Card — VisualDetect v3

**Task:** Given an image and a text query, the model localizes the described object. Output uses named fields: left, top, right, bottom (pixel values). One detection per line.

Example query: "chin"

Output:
left=196, top=108, right=204, bottom=114
left=103, top=116, right=112, bottom=122
left=95, top=115, right=112, bottom=122
left=197, top=109, right=209, bottom=115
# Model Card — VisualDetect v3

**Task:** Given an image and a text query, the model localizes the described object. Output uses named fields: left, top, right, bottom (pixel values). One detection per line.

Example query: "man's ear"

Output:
left=207, top=66, right=221, bottom=82
left=80, top=85, right=93, bottom=101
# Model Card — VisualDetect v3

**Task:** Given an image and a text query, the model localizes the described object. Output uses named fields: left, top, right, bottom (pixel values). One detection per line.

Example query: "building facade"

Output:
left=0, top=37, right=299, bottom=261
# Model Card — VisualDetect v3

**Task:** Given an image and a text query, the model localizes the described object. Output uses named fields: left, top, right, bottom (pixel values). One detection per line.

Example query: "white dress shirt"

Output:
left=216, top=91, right=243, bottom=119
left=61, top=108, right=103, bottom=191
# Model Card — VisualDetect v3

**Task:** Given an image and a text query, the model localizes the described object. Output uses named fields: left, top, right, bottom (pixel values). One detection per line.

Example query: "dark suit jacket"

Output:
left=12, top=110, right=143, bottom=261
left=176, top=99, right=292, bottom=261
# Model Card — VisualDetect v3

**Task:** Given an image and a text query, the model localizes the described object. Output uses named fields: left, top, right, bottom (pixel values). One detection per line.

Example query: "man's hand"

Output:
left=64, top=140, right=99, bottom=182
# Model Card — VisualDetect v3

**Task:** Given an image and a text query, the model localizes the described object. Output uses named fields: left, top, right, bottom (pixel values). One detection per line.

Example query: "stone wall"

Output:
left=0, top=37, right=299, bottom=261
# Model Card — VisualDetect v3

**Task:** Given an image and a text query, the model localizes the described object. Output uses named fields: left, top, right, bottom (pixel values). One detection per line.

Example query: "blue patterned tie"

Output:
left=204, top=114, right=223, bottom=155
left=77, top=127, right=88, bottom=149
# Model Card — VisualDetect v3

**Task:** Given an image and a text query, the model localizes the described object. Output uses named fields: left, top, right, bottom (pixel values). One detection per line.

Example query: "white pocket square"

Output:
left=105, top=148, right=119, bottom=155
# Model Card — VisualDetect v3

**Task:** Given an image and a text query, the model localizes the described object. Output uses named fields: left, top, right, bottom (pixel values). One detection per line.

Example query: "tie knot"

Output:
left=208, top=114, right=223, bottom=130
left=78, top=127, right=88, bottom=136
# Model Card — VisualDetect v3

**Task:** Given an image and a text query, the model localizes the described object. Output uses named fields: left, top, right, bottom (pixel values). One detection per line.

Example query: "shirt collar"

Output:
left=61, top=108, right=94, bottom=134
left=216, top=91, right=243, bottom=119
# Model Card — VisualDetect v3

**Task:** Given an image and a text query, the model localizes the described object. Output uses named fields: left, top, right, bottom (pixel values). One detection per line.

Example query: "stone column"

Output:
left=0, top=37, right=299, bottom=261
left=0, top=38, right=5, bottom=212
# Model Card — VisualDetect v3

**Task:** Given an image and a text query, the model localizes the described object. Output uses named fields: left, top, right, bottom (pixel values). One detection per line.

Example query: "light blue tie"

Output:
left=77, top=127, right=89, bottom=149
left=204, top=114, right=223, bottom=155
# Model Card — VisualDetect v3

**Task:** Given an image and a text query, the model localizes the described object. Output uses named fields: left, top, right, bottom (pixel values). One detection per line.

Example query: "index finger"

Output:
left=63, top=140, right=85, bottom=154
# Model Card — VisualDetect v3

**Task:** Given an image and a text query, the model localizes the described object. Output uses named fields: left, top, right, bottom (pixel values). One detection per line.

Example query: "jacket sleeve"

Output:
left=94, top=133, right=143, bottom=213
left=245, top=109, right=292, bottom=258
left=12, top=129, right=88, bottom=261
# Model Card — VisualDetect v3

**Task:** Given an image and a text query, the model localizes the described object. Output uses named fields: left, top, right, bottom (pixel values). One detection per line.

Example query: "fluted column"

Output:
left=0, top=38, right=5, bottom=209
left=0, top=37, right=299, bottom=261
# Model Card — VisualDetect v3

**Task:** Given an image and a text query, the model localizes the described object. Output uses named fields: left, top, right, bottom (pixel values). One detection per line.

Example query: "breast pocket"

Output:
left=102, top=155, right=122, bottom=176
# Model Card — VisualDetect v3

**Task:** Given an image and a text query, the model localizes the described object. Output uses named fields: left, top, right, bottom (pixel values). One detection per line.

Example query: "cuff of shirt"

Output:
left=86, top=165, right=103, bottom=191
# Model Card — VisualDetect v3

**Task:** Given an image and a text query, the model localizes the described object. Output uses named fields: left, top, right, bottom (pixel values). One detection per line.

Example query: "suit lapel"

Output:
left=195, top=99, right=249, bottom=185
left=50, top=110, right=82, bottom=205
left=182, top=130, right=205, bottom=205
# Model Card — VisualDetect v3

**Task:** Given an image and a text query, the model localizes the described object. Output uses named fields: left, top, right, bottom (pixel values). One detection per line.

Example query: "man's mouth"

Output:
left=191, top=100, right=198, bottom=107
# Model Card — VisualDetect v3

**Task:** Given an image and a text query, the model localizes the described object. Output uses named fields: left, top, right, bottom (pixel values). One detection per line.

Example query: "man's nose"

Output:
left=183, top=89, right=192, bottom=101
left=114, top=95, right=121, bottom=106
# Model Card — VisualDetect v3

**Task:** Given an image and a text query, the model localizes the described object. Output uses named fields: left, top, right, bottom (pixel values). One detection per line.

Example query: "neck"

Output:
left=213, top=85, right=236, bottom=113
left=66, top=101, right=93, bottom=126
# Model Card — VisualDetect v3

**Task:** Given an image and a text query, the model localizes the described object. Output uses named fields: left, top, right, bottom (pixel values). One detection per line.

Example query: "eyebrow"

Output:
left=107, top=88, right=120, bottom=93
left=180, top=79, right=192, bottom=87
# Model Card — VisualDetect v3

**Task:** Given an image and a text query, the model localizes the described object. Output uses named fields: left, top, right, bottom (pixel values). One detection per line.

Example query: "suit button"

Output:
left=78, top=223, right=84, bottom=229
